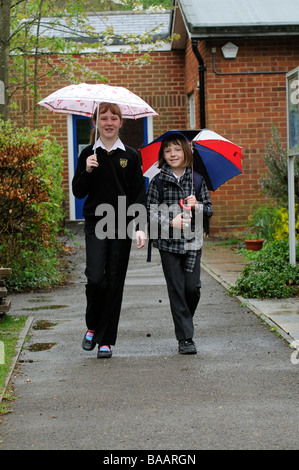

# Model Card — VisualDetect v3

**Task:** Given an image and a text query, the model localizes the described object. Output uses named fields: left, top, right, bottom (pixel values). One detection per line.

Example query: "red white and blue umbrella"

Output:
left=192, top=129, right=244, bottom=191
left=140, top=129, right=244, bottom=191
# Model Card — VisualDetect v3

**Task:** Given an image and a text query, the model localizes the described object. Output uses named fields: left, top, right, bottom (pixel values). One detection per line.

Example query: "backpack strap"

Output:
left=147, top=174, right=163, bottom=262
left=154, top=173, right=164, bottom=204
left=192, top=172, right=203, bottom=199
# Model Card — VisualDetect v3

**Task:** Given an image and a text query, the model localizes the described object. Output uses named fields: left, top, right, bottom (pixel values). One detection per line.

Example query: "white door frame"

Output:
left=67, top=115, right=153, bottom=221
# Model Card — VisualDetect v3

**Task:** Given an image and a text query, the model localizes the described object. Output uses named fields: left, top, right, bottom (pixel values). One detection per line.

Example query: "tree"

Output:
left=81, top=0, right=172, bottom=10
left=2, top=0, right=177, bottom=125
left=0, top=0, right=12, bottom=120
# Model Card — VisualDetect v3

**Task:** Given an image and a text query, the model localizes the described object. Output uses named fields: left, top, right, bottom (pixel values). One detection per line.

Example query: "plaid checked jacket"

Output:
left=146, top=164, right=213, bottom=272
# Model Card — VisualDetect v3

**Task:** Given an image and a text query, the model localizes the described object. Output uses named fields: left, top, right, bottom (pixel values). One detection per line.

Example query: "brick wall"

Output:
left=10, top=50, right=186, bottom=219
left=9, top=37, right=299, bottom=235
left=186, top=37, right=299, bottom=236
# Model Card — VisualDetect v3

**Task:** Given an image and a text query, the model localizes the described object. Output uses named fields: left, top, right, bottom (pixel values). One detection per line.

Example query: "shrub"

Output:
left=260, top=125, right=299, bottom=206
left=231, top=240, right=299, bottom=298
left=274, top=205, right=299, bottom=241
left=245, top=203, right=280, bottom=241
left=0, top=119, right=65, bottom=291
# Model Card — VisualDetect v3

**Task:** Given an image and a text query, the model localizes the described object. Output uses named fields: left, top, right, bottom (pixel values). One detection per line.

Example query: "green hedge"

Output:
left=0, top=120, right=65, bottom=291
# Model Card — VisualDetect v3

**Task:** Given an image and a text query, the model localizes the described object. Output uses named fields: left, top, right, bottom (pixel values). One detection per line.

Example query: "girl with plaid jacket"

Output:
left=146, top=133, right=213, bottom=354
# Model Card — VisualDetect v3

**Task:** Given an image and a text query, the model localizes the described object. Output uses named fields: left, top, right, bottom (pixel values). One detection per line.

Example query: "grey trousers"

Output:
left=159, top=249, right=202, bottom=341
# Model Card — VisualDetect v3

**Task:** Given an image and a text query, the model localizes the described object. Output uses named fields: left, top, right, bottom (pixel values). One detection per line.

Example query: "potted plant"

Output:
left=244, top=231, right=265, bottom=251
left=244, top=204, right=279, bottom=251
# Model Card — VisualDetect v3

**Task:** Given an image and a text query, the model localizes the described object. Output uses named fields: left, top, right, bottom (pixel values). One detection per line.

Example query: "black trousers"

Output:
left=84, top=222, right=132, bottom=346
left=159, top=250, right=202, bottom=341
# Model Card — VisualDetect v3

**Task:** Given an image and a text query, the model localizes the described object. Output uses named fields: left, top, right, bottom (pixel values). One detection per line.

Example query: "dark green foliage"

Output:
left=231, top=240, right=299, bottom=298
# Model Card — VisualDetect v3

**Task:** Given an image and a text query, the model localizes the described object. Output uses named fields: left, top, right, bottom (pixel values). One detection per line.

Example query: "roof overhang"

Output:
left=172, top=0, right=299, bottom=46
left=185, top=24, right=299, bottom=40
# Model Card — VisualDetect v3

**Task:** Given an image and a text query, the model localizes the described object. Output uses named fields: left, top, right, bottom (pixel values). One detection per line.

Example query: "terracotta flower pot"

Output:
left=245, top=239, right=264, bottom=251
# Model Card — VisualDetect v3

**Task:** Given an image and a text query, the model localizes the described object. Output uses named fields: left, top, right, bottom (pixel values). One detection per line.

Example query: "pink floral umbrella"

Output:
left=38, top=82, right=159, bottom=119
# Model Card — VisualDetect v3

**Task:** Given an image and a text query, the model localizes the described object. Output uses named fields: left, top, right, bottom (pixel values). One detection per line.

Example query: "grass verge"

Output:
left=0, top=315, right=28, bottom=414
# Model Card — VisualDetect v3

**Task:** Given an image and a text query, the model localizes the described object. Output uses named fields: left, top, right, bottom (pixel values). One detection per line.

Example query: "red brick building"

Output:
left=173, top=0, right=299, bottom=235
left=9, top=1, right=299, bottom=235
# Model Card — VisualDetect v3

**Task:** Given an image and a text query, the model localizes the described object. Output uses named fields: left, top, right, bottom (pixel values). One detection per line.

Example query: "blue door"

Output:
left=73, top=116, right=91, bottom=219
left=72, top=115, right=149, bottom=219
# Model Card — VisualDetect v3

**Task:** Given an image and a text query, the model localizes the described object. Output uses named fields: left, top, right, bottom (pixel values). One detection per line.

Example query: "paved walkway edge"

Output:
left=1, top=263, right=296, bottom=406
left=0, top=316, right=34, bottom=404
left=201, top=263, right=295, bottom=347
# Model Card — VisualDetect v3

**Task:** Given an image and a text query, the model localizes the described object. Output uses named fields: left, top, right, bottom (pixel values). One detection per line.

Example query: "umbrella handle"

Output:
left=179, top=199, right=192, bottom=211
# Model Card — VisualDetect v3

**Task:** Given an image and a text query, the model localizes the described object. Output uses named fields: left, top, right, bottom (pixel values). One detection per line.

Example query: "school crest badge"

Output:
left=120, top=158, right=128, bottom=168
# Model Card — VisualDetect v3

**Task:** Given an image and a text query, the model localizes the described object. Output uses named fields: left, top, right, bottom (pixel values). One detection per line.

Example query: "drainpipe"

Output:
left=191, top=39, right=210, bottom=235
left=192, top=39, right=206, bottom=129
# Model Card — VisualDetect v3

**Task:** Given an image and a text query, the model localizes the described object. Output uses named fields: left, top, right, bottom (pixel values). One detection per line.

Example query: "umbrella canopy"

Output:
left=140, top=129, right=244, bottom=191
left=37, top=83, right=159, bottom=120
left=192, top=129, right=244, bottom=191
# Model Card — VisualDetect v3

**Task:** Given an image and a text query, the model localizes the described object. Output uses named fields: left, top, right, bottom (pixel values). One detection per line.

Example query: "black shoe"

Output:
left=82, top=331, right=96, bottom=351
left=97, top=345, right=112, bottom=359
left=178, top=339, right=197, bottom=355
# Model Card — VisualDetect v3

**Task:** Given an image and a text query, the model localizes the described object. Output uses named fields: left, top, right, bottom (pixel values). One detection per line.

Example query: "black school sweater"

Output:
left=72, top=144, right=146, bottom=231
